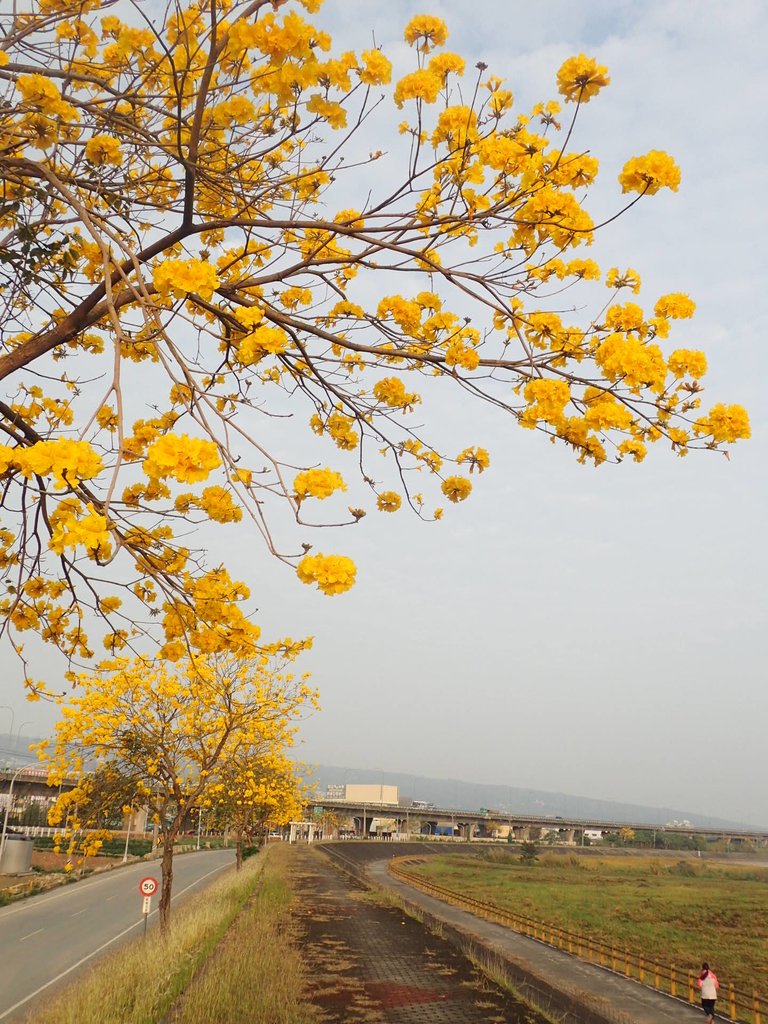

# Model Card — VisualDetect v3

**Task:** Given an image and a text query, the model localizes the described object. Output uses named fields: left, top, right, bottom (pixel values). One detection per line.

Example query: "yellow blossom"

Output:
left=606, top=267, right=642, bottom=294
left=457, top=447, right=490, bottom=473
left=144, top=434, right=221, bottom=483
left=296, top=553, right=356, bottom=595
left=200, top=486, right=242, bottom=523
left=373, top=377, right=420, bottom=409
left=619, top=151, right=681, bottom=195
left=556, top=55, right=610, bottom=103
left=441, top=475, right=472, bottom=503
left=668, top=350, right=707, bottom=379
left=359, top=49, right=392, bottom=86
left=394, top=69, right=443, bottom=108
left=153, top=259, right=219, bottom=301
left=293, top=468, right=346, bottom=500
left=376, top=491, right=401, bottom=512
left=85, top=134, right=123, bottom=166
left=403, top=14, right=448, bottom=51
left=618, top=439, right=647, bottom=462
left=693, top=405, right=751, bottom=443
left=654, top=293, right=695, bottom=319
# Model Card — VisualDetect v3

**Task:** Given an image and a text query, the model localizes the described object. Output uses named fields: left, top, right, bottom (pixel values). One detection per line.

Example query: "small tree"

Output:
left=48, top=764, right=138, bottom=874
left=39, top=649, right=315, bottom=928
left=208, top=750, right=305, bottom=869
left=520, top=840, right=539, bottom=864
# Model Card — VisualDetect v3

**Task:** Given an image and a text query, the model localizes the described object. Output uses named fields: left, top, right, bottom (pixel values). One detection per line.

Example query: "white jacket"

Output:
left=700, top=972, right=719, bottom=1000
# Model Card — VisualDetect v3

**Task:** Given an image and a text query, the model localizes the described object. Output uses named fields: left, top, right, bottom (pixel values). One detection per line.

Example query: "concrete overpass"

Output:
left=309, top=798, right=768, bottom=845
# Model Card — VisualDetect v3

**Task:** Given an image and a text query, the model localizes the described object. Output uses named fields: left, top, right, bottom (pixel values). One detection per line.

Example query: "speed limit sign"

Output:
left=139, top=876, right=158, bottom=897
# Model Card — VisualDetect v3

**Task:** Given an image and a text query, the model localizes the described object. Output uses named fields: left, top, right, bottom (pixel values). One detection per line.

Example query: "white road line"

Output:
left=19, top=929, right=43, bottom=942
left=0, top=860, right=230, bottom=1021
left=105, top=894, right=117, bottom=901
left=71, top=909, right=87, bottom=917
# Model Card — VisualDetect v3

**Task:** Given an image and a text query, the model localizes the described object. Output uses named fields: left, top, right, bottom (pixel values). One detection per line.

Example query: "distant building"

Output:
left=327, top=783, right=399, bottom=805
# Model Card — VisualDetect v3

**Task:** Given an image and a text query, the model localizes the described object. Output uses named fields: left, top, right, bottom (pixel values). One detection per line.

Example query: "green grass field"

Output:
left=410, top=850, right=768, bottom=997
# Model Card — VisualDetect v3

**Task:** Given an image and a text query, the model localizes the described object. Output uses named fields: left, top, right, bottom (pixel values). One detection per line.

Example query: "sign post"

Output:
left=139, top=876, right=158, bottom=936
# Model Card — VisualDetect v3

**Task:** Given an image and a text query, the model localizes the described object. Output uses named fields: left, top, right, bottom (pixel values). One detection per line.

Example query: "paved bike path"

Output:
left=291, top=844, right=543, bottom=1023
left=365, top=854, right=707, bottom=1024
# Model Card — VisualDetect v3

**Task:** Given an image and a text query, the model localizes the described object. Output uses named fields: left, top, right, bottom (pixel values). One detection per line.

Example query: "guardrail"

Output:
left=389, top=857, right=763, bottom=1024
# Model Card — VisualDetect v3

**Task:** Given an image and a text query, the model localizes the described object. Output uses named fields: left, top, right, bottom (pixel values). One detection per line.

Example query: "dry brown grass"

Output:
left=26, top=846, right=319, bottom=1024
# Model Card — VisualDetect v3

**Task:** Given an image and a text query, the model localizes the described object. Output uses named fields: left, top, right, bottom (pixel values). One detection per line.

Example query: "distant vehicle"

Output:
left=411, top=800, right=434, bottom=809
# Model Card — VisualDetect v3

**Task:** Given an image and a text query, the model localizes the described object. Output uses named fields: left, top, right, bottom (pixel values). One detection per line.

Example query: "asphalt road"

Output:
left=0, top=849, right=235, bottom=1021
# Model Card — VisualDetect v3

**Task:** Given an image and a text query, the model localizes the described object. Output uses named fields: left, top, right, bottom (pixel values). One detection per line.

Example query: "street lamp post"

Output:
left=122, top=807, right=133, bottom=863
left=14, top=722, right=33, bottom=766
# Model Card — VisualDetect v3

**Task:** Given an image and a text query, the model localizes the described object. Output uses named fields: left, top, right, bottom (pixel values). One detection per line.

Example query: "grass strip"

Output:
left=409, top=850, right=768, bottom=994
left=165, top=844, right=318, bottom=1024
left=25, top=853, right=265, bottom=1024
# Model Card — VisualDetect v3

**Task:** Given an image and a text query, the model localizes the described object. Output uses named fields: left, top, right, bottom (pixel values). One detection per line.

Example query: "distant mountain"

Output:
left=304, top=763, right=760, bottom=831
left=0, top=732, right=41, bottom=767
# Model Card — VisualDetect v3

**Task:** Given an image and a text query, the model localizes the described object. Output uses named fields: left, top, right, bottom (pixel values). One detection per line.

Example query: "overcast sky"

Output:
left=2, top=0, right=766, bottom=826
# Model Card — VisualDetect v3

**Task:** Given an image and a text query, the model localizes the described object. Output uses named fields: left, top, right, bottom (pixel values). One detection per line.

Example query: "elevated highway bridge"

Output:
left=310, top=798, right=768, bottom=846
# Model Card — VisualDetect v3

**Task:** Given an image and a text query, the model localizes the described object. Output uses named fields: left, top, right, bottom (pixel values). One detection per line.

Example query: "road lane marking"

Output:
left=71, top=909, right=87, bottom=917
left=19, top=929, right=44, bottom=942
left=105, top=894, right=117, bottom=901
left=0, top=859, right=231, bottom=1021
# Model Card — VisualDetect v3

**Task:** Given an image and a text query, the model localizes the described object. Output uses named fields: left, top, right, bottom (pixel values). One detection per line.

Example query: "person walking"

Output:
left=698, top=962, right=719, bottom=1023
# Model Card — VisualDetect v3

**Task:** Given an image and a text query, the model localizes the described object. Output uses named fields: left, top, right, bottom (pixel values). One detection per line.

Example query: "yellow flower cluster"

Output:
left=693, top=404, right=751, bottom=443
left=619, top=151, right=681, bottom=195
left=296, top=553, right=357, bottom=595
left=143, top=434, right=221, bottom=482
left=238, top=325, right=289, bottom=365
left=556, top=55, right=610, bottom=103
left=457, top=447, right=490, bottom=473
left=49, top=501, right=111, bottom=557
left=403, top=14, right=448, bottom=51
left=523, top=379, right=571, bottom=426
left=667, top=349, right=707, bottom=379
left=200, top=486, right=242, bottom=523
left=5, top=438, right=104, bottom=488
left=606, top=267, right=642, bottom=294
left=359, top=49, right=392, bottom=86
left=441, top=475, right=472, bottom=503
left=153, top=258, right=220, bottom=301
left=376, top=491, right=401, bottom=512
left=373, top=377, right=420, bottom=409
left=654, top=293, right=695, bottom=319
left=84, top=134, right=122, bottom=166
left=394, top=68, right=443, bottom=108
left=293, top=468, right=346, bottom=500
left=310, top=411, right=360, bottom=451
left=595, top=334, right=667, bottom=392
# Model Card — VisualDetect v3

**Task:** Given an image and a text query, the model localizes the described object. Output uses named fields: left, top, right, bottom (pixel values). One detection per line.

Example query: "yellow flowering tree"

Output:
left=0, top=2, right=750, bottom=679
left=47, top=764, right=138, bottom=874
left=207, top=749, right=305, bottom=869
left=37, top=650, right=317, bottom=928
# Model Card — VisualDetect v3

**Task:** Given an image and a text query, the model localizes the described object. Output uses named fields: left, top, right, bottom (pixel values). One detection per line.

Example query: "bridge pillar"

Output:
left=514, top=826, right=530, bottom=841
left=565, top=829, right=576, bottom=845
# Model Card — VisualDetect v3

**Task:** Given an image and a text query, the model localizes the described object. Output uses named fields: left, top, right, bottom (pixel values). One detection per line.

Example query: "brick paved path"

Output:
left=290, top=845, right=541, bottom=1024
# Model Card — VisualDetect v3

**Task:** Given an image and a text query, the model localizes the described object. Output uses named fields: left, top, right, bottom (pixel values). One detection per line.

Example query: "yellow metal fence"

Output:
left=388, top=857, right=762, bottom=1024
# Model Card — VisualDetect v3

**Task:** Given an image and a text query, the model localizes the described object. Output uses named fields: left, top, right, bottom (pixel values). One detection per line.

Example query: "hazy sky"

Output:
left=2, top=0, right=766, bottom=826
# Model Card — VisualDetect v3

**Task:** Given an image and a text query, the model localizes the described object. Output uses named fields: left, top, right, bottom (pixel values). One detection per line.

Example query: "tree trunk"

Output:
left=158, top=831, right=175, bottom=932
left=235, top=835, right=243, bottom=871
